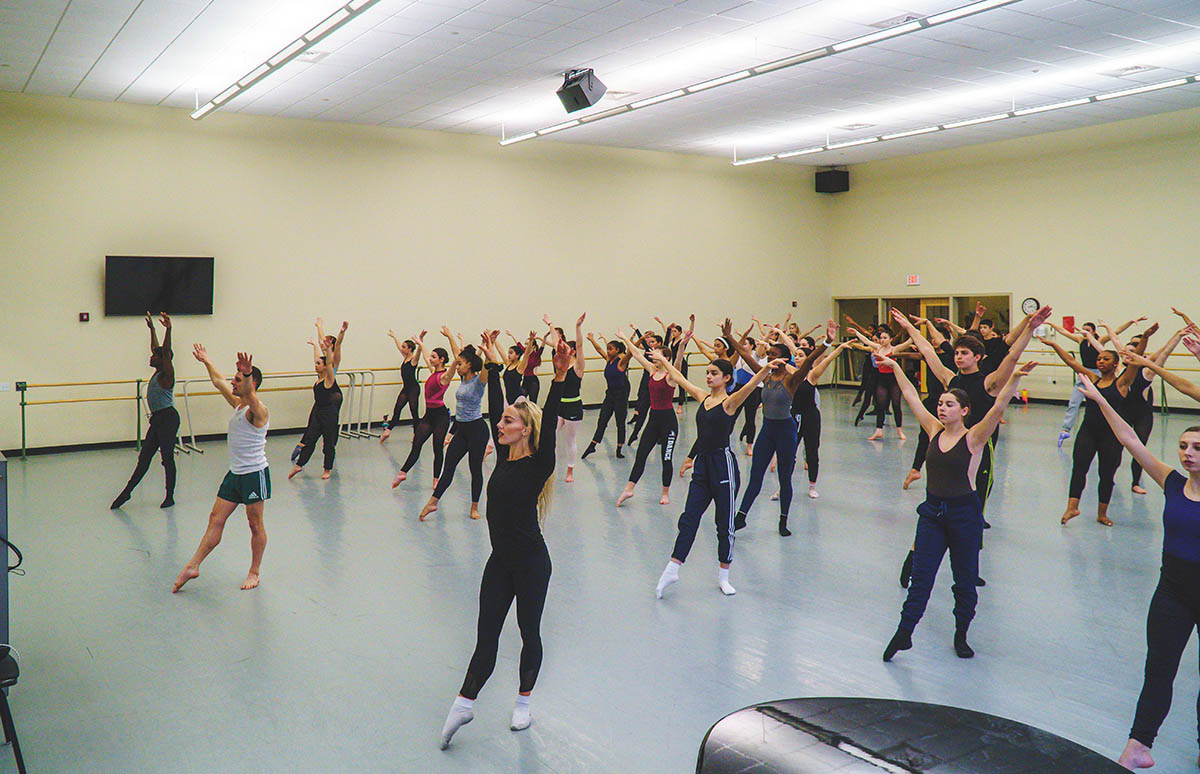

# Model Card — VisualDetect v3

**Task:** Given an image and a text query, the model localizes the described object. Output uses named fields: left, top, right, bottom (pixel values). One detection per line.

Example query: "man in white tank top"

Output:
left=173, top=345, right=270, bottom=593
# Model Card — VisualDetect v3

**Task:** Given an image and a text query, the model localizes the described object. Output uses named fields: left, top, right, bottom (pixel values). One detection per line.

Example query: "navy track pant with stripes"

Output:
left=672, top=448, right=741, bottom=565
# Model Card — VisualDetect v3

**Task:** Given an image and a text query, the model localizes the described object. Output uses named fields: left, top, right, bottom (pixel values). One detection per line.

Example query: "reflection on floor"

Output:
left=3, top=392, right=1196, bottom=772
left=698, top=697, right=1126, bottom=773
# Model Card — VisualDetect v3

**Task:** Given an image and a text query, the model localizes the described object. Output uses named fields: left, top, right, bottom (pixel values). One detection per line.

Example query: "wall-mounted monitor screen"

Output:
left=104, top=256, right=214, bottom=316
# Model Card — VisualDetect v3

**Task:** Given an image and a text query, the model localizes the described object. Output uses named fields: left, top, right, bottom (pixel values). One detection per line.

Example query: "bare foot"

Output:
left=617, top=485, right=635, bottom=507
left=903, top=469, right=921, bottom=490
left=803, top=460, right=808, bottom=471
left=897, top=428, right=907, bottom=441
left=1061, top=507, right=1080, bottom=525
left=745, top=443, right=753, bottom=456
left=444, top=435, right=452, bottom=446
left=770, top=459, right=776, bottom=473
left=1132, top=485, right=1148, bottom=495
left=659, top=488, right=670, bottom=506
left=241, top=572, right=260, bottom=590
left=675, top=406, right=683, bottom=416
left=321, top=470, right=331, bottom=480
left=484, top=444, right=494, bottom=459
left=1000, top=417, right=1007, bottom=425
left=1097, top=514, right=1115, bottom=526
left=431, top=477, right=438, bottom=489
left=679, top=458, right=694, bottom=478
left=380, top=429, right=391, bottom=443
left=419, top=499, right=439, bottom=521
left=288, top=464, right=302, bottom=480
left=172, top=566, right=199, bottom=593
left=565, top=467, right=574, bottom=483
left=469, top=506, right=482, bottom=520
left=867, top=430, right=884, bottom=441
left=1117, top=738, right=1153, bottom=769
left=392, top=471, right=407, bottom=488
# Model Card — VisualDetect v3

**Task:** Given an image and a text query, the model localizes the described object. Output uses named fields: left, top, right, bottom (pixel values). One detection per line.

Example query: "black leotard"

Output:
left=400, top=360, right=418, bottom=393
left=694, top=397, right=736, bottom=454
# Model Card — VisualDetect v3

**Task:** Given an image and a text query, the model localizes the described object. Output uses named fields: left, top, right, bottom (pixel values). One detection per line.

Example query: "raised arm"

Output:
left=1096, top=320, right=1123, bottom=351
left=1150, top=326, right=1188, bottom=367
left=617, top=329, right=656, bottom=373
left=1040, top=337, right=1094, bottom=380
left=934, top=317, right=967, bottom=337
left=890, top=308, right=953, bottom=387
left=1172, top=307, right=1196, bottom=330
left=808, top=341, right=851, bottom=382
left=485, top=360, right=507, bottom=454
left=193, top=344, right=237, bottom=408
left=236, top=352, right=268, bottom=426
left=1103, top=317, right=1144, bottom=343
left=724, top=358, right=781, bottom=414
left=157, top=313, right=175, bottom=388
left=1116, top=323, right=1155, bottom=393
left=332, top=321, right=347, bottom=370
left=1003, top=312, right=1032, bottom=347
left=440, top=325, right=461, bottom=361
left=585, top=333, right=608, bottom=359
left=692, top=337, right=716, bottom=363
left=968, top=362, right=1036, bottom=451
left=1122, top=349, right=1200, bottom=404
left=786, top=340, right=827, bottom=392
left=145, top=312, right=161, bottom=354
left=722, top=319, right=762, bottom=371
left=841, top=314, right=870, bottom=338
left=983, top=305, right=1052, bottom=393
left=573, top=313, right=586, bottom=378
left=908, top=314, right=945, bottom=348
left=1078, top=377, right=1172, bottom=488
left=1046, top=320, right=1084, bottom=343
left=877, top=355, right=941, bottom=436
left=969, top=302, right=984, bottom=331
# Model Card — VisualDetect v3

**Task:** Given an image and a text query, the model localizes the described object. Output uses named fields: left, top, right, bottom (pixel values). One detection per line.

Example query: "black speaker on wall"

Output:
left=557, top=69, right=607, bottom=113
left=815, top=169, right=850, bottom=194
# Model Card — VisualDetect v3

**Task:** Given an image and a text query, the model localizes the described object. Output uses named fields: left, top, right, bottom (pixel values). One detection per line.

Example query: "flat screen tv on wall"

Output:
left=104, top=256, right=214, bottom=316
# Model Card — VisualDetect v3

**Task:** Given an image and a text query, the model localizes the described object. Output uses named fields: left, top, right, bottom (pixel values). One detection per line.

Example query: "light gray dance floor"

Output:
left=4, top=391, right=1198, bottom=772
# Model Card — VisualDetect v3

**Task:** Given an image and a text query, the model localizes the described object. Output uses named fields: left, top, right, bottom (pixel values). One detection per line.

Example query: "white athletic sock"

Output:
left=440, top=696, right=475, bottom=750
left=656, top=562, right=680, bottom=599
left=808, top=484, right=819, bottom=499
left=718, top=567, right=736, bottom=596
left=511, top=694, right=532, bottom=731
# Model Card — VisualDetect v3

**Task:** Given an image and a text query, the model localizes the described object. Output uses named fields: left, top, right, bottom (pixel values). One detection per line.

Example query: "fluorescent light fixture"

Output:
left=267, top=39, right=307, bottom=67
left=538, top=120, right=581, bottom=135
left=879, top=126, right=939, bottom=140
left=191, top=0, right=384, bottom=121
left=686, top=71, right=752, bottom=92
left=1096, top=77, right=1190, bottom=100
left=578, top=105, right=633, bottom=123
left=943, top=113, right=1009, bottom=128
left=735, top=73, right=1200, bottom=166
left=499, top=0, right=1022, bottom=146
left=499, top=132, right=538, bottom=146
left=190, top=102, right=217, bottom=120
left=1013, top=97, right=1092, bottom=115
left=630, top=90, right=686, bottom=109
left=831, top=21, right=923, bottom=53
left=304, top=9, right=350, bottom=43
left=927, top=0, right=1017, bottom=25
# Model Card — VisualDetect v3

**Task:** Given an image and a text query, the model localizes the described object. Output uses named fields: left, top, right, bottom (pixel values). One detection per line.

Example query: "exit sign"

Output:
left=906, top=274, right=920, bottom=286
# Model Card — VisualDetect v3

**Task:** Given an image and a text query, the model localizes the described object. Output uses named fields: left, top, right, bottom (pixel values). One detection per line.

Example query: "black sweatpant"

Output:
left=875, top=371, right=902, bottom=428
left=387, top=385, right=420, bottom=430
left=433, top=417, right=488, bottom=502
left=401, top=405, right=451, bottom=477
left=1069, top=424, right=1123, bottom=504
left=590, top=388, right=629, bottom=447
left=628, top=372, right=652, bottom=441
left=121, top=407, right=180, bottom=498
left=1129, top=556, right=1200, bottom=749
left=460, top=546, right=552, bottom=700
left=737, top=387, right=761, bottom=446
left=672, top=448, right=740, bottom=564
left=297, top=405, right=340, bottom=470
left=1130, top=413, right=1154, bottom=487
left=629, top=409, right=677, bottom=487
left=796, top=407, right=820, bottom=483
left=900, top=492, right=984, bottom=634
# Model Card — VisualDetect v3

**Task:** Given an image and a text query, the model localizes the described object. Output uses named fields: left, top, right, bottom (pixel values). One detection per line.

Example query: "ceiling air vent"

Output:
left=297, top=50, right=330, bottom=63
left=870, top=13, right=921, bottom=29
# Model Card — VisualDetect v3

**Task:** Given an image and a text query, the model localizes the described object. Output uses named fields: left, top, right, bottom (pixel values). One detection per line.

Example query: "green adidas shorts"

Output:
left=217, top=467, right=271, bottom=505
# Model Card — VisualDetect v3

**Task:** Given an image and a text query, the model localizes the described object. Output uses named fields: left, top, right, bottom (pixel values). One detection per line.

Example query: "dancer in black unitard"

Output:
left=381, top=329, right=421, bottom=444
left=438, top=336, right=570, bottom=750
left=112, top=312, right=178, bottom=509
left=289, top=319, right=346, bottom=480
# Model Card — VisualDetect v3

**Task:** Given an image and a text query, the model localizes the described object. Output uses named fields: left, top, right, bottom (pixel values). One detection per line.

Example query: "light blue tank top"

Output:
left=147, top=373, right=174, bottom=412
left=455, top=374, right=485, bottom=422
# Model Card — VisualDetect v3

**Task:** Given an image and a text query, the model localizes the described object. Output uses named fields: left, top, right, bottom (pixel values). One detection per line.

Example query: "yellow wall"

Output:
left=0, top=92, right=829, bottom=450
left=826, top=107, right=1200, bottom=403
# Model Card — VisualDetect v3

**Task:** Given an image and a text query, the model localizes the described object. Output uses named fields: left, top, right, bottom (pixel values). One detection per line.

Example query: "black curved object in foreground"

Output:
left=698, top=697, right=1124, bottom=773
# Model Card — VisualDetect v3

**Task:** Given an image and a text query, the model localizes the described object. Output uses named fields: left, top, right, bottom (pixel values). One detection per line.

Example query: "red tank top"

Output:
left=425, top=372, right=449, bottom=407
left=648, top=374, right=675, bottom=410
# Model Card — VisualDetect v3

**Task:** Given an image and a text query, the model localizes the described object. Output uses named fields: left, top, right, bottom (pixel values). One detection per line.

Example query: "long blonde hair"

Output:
left=511, top=396, right=554, bottom=524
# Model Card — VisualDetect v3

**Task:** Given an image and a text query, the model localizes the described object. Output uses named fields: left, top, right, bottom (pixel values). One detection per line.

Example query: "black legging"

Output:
left=628, top=371, right=652, bottom=442
left=1129, top=413, right=1154, bottom=487
left=297, top=405, right=340, bottom=470
left=1129, top=556, right=1200, bottom=749
left=120, top=407, right=179, bottom=498
left=737, top=386, right=761, bottom=445
left=401, top=405, right=450, bottom=477
left=433, top=417, right=488, bottom=502
left=855, top=368, right=878, bottom=424
left=522, top=373, right=541, bottom=404
left=676, top=359, right=689, bottom=405
left=1069, top=423, right=1122, bottom=504
left=874, top=371, right=902, bottom=428
left=387, top=385, right=420, bottom=430
left=590, top=388, right=629, bottom=446
left=629, top=408, right=677, bottom=487
left=460, top=546, right=551, bottom=700
left=796, top=407, right=820, bottom=483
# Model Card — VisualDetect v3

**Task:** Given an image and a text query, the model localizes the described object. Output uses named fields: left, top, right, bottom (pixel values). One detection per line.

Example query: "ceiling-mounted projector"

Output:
left=556, top=69, right=607, bottom=113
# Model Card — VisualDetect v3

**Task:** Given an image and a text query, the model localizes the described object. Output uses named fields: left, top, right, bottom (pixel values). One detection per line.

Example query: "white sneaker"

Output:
left=808, top=489, right=819, bottom=499
left=511, top=704, right=532, bottom=731
left=769, top=490, right=780, bottom=501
